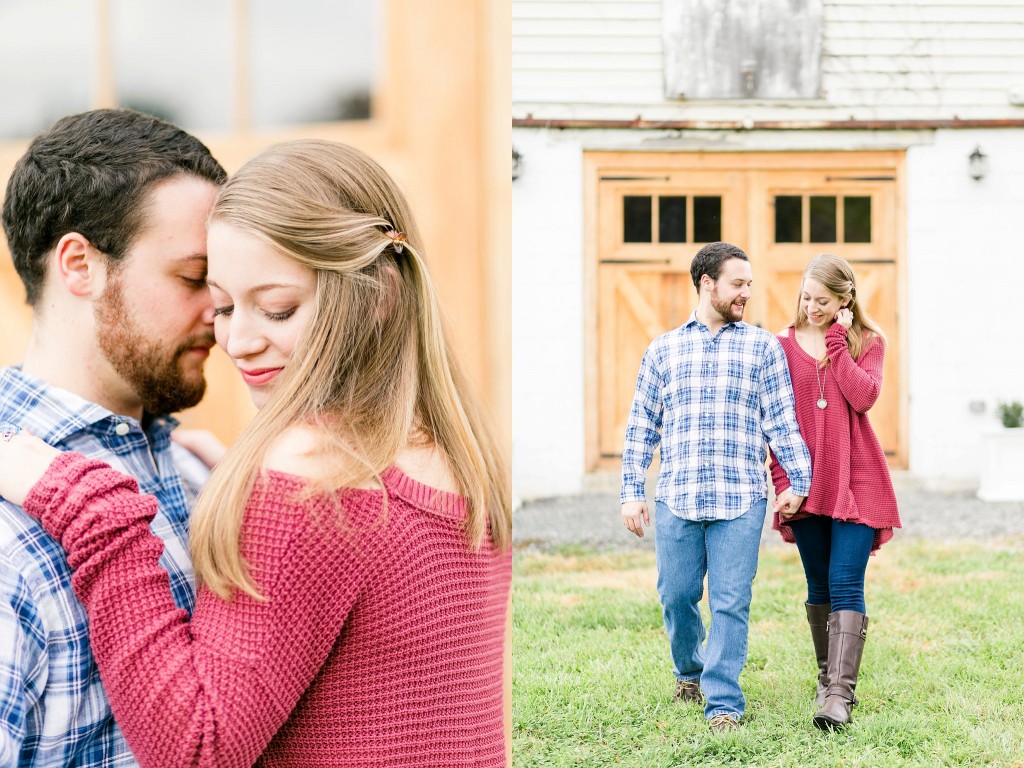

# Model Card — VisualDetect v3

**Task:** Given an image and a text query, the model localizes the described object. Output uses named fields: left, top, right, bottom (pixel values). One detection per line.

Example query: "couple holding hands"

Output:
left=620, top=242, right=901, bottom=733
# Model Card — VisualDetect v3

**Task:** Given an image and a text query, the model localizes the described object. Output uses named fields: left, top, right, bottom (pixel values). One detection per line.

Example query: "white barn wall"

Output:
left=513, top=0, right=1024, bottom=121
left=512, top=131, right=587, bottom=500
left=513, top=1, right=1024, bottom=498
left=512, top=127, right=1024, bottom=498
left=906, top=129, right=1024, bottom=486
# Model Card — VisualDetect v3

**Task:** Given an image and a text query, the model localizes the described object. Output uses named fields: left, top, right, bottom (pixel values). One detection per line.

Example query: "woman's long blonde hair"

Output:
left=189, top=140, right=511, bottom=599
left=794, top=253, right=886, bottom=362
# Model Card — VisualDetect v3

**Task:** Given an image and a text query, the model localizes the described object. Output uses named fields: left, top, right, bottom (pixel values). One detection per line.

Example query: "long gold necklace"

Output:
left=815, top=362, right=828, bottom=410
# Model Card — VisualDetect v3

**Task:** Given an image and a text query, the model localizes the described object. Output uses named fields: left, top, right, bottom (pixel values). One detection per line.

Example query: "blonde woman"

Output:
left=767, top=253, right=901, bottom=730
left=0, top=140, right=512, bottom=767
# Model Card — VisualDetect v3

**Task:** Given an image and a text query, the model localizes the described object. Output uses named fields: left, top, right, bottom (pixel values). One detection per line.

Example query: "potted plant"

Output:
left=977, top=400, right=1024, bottom=501
left=998, top=401, right=1023, bottom=429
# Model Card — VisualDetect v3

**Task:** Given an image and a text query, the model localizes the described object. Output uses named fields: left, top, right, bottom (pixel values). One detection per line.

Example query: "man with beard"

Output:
left=620, top=241, right=811, bottom=733
left=0, top=109, right=226, bottom=767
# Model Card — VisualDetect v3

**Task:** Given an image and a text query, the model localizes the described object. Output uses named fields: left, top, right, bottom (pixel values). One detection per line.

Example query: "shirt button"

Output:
left=114, top=422, right=131, bottom=436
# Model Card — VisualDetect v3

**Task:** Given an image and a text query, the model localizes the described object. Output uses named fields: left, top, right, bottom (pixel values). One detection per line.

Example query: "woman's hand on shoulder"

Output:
left=172, top=429, right=228, bottom=469
left=0, top=429, right=62, bottom=506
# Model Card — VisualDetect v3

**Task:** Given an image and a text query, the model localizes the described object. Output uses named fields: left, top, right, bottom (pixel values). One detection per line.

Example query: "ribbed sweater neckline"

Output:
left=787, top=325, right=832, bottom=367
left=261, top=464, right=467, bottom=521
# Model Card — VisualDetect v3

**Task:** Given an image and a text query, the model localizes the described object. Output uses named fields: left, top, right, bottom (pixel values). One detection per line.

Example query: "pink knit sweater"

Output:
left=23, top=453, right=511, bottom=767
left=769, top=323, right=901, bottom=551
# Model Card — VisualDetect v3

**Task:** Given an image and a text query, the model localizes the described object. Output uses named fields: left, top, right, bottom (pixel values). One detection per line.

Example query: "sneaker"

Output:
left=673, top=678, right=704, bottom=704
left=707, top=713, right=740, bottom=733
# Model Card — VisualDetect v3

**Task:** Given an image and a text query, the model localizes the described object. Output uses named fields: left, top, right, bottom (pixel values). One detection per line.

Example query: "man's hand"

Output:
left=773, top=490, right=806, bottom=518
left=621, top=500, right=650, bottom=538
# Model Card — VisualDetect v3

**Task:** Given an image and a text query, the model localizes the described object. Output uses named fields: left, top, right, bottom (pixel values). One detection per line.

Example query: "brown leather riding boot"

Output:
left=813, top=610, right=868, bottom=730
left=805, top=602, right=831, bottom=709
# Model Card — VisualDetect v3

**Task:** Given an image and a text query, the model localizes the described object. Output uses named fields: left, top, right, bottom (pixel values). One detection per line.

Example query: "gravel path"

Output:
left=513, top=484, right=1024, bottom=553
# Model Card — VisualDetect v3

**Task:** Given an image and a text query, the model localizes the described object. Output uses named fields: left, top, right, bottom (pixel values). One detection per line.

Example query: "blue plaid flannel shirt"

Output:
left=621, top=314, right=811, bottom=520
left=0, top=366, right=207, bottom=767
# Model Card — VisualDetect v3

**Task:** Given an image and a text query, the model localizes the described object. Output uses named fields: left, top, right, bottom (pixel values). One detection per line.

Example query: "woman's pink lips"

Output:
left=239, top=367, right=283, bottom=386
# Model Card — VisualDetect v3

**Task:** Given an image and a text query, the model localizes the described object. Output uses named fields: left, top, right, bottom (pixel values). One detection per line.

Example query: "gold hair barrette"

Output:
left=385, top=229, right=407, bottom=254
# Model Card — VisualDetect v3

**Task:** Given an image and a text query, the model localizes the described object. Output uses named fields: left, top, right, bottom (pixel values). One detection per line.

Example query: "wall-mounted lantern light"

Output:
left=512, top=146, right=523, bottom=182
left=968, top=146, right=988, bottom=181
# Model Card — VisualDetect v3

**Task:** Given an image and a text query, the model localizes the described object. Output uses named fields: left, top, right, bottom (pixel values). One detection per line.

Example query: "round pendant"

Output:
left=817, top=398, right=828, bottom=410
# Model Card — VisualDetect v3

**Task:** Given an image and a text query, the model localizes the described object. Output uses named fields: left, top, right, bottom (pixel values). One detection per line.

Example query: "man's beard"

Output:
left=94, top=277, right=212, bottom=415
left=710, top=288, right=745, bottom=323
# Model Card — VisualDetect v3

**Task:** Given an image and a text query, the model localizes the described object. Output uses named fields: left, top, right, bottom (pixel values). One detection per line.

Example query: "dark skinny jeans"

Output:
left=788, top=515, right=875, bottom=614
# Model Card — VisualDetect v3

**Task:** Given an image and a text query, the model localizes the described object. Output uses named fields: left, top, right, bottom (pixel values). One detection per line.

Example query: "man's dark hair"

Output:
left=2, top=109, right=227, bottom=306
left=689, top=241, right=749, bottom=293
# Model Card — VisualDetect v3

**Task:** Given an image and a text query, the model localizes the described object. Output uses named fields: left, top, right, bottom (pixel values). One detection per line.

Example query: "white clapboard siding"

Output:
left=513, top=0, right=1024, bottom=119
left=512, top=0, right=665, bottom=103
left=513, top=35, right=658, bottom=54
left=824, top=3, right=1024, bottom=21
left=512, top=1, right=662, bottom=19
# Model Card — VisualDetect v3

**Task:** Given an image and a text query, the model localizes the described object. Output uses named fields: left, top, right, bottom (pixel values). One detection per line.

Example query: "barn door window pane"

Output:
left=0, top=1, right=96, bottom=139
left=112, top=0, right=233, bottom=133
left=774, top=196, right=802, bottom=243
left=659, top=196, right=687, bottom=243
left=810, top=196, right=837, bottom=243
left=844, top=197, right=872, bottom=243
left=693, top=196, right=722, bottom=243
left=623, top=196, right=653, bottom=243
left=250, top=0, right=378, bottom=128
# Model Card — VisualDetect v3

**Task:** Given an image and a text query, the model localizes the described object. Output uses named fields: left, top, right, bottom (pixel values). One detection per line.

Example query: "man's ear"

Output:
left=700, top=273, right=714, bottom=292
left=53, top=233, right=107, bottom=298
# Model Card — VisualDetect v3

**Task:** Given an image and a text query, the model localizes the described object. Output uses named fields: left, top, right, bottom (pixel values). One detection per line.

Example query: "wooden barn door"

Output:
left=593, top=170, right=747, bottom=462
left=751, top=166, right=901, bottom=464
left=586, top=152, right=905, bottom=472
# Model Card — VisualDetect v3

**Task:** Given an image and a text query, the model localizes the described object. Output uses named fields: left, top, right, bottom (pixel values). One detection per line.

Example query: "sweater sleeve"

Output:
left=21, top=452, right=370, bottom=768
left=825, top=324, right=885, bottom=413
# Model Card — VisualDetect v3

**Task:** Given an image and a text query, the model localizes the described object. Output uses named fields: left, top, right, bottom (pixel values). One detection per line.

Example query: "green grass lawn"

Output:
left=513, top=540, right=1024, bottom=767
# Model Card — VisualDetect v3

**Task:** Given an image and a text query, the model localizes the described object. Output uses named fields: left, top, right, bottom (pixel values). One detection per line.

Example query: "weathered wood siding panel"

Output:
left=513, top=0, right=1024, bottom=119
left=663, top=0, right=823, bottom=99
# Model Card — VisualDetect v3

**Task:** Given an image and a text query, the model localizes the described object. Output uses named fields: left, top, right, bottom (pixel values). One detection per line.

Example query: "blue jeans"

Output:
left=788, top=515, right=875, bottom=613
left=654, top=499, right=766, bottom=720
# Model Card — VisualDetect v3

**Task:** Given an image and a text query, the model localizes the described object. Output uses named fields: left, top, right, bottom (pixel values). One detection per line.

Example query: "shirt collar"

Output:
left=0, top=365, right=179, bottom=446
left=683, top=311, right=747, bottom=333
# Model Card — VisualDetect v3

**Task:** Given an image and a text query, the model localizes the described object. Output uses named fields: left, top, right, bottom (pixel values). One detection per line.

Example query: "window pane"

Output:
left=250, top=0, right=379, bottom=129
left=112, top=0, right=233, bottom=133
left=774, top=196, right=802, bottom=243
left=810, top=196, right=837, bottom=243
left=623, top=196, right=653, bottom=243
left=0, top=0, right=95, bottom=139
left=658, top=196, right=687, bottom=243
left=693, top=196, right=722, bottom=243
left=844, top=196, right=872, bottom=243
